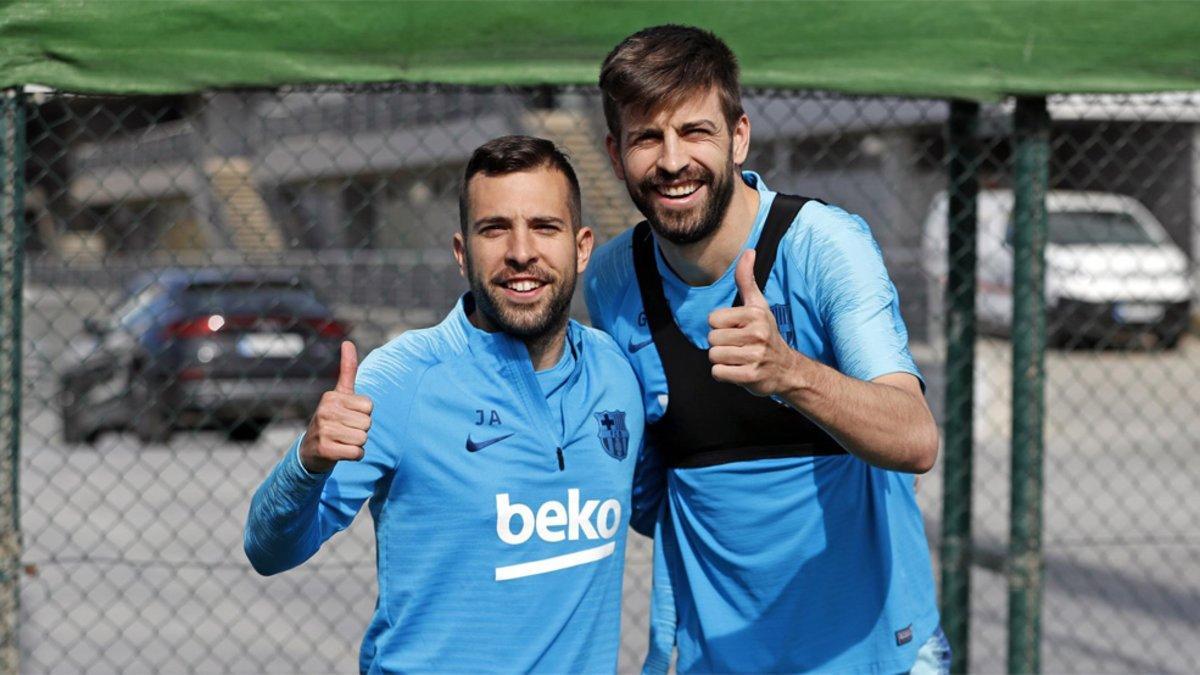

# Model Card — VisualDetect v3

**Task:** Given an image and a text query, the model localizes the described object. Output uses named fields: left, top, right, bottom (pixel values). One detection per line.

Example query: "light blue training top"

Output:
left=585, top=172, right=939, bottom=674
left=245, top=295, right=645, bottom=673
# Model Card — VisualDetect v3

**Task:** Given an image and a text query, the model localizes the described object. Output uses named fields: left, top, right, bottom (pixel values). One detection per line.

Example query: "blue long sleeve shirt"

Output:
left=245, top=296, right=645, bottom=673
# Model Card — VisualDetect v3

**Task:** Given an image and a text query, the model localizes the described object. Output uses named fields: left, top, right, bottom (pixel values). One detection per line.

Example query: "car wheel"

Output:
left=63, top=416, right=97, bottom=446
left=1157, top=325, right=1185, bottom=350
left=227, top=417, right=269, bottom=443
left=60, top=387, right=96, bottom=446
left=62, top=408, right=91, bottom=445
left=1046, top=325, right=1072, bottom=350
left=131, top=376, right=172, bottom=445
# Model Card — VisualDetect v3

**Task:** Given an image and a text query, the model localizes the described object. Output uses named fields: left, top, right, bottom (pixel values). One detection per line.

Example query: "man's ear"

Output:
left=732, top=114, right=751, bottom=166
left=575, top=226, right=595, bottom=276
left=605, top=134, right=626, bottom=182
left=452, top=232, right=467, bottom=279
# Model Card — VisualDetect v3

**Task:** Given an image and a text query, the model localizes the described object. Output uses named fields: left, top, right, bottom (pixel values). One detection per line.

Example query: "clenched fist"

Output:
left=299, top=341, right=373, bottom=474
left=707, top=249, right=805, bottom=398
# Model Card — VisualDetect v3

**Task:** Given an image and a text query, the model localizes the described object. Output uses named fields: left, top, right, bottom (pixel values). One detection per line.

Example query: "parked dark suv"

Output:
left=60, top=269, right=348, bottom=445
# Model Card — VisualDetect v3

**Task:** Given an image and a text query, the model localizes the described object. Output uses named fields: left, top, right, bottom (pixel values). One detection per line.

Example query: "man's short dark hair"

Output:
left=599, top=25, right=744, bottom=140
left=458, top=135, right=582, bottom=232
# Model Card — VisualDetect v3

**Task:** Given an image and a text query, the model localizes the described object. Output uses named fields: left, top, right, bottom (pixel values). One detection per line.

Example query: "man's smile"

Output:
left=654, top=181, right=707, bottom=210
left=495, top=274, right=552, bottom=303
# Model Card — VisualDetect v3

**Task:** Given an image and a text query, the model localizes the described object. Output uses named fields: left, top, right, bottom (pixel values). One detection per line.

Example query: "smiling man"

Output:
left=245, top=136, right=645, bottom=672
left=585, top=26, right=949, bottom=674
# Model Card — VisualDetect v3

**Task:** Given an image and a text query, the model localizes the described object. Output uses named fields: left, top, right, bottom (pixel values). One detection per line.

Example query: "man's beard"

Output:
left=627, top=157, right=737, bottom=246
left=467, top=256, right=576, bottom=343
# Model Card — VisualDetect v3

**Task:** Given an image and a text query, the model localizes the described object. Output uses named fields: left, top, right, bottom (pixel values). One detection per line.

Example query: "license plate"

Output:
left=1113, top=303, right=1165, bottom=324
left=237, top=333, right=304, bottom=358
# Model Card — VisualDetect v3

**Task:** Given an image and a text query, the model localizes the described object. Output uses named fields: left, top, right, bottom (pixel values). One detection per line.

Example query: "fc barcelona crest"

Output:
left=771, top=303, right=796, bottom=348
left=594, top=410, right=630, bottom=460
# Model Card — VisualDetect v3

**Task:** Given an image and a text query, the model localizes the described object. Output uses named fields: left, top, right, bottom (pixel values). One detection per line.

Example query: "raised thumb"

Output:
left=735, top=249, right=767, bottom=308
left=335, top=341, right=358, bottom=394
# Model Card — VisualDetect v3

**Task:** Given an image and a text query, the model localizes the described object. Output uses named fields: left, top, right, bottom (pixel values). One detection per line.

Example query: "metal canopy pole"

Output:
left=940, top=98, right=980, bottom=674
left=0, top=88, right=27, bottom=675
left=1007, top=96, right=1049, bottom=675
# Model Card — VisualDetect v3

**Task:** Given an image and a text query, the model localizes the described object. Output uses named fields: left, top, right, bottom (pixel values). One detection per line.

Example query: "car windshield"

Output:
left=114, top=283, right=163, bottom=328
left=183, top=281, right=330, bottom=317
left=1047, top=210, right=1157, bottom=246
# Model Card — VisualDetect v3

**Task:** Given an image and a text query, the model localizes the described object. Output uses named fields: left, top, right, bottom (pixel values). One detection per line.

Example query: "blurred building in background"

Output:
left=21, top=89, right=1200, bottom=344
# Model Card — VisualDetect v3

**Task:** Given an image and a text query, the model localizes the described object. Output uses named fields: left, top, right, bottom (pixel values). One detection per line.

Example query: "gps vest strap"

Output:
left=632, top=193, right=846, bottom=469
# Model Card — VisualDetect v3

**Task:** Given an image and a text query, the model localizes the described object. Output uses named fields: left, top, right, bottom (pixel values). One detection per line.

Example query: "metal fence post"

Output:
left=940, top=98, right=980, bottom=674
left=0, top=88, right=26, bottom=675
left=1007, top=96, right=1049, bottom=674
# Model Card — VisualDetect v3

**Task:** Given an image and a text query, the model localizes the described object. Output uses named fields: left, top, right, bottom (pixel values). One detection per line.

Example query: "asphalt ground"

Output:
left=916, top=336, right=1200, bottom=673
left=15, top=285, right=1200, bottom=673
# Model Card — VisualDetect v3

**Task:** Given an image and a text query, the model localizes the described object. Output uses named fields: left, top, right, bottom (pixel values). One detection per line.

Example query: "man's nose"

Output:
left=505, top=227, right=537, bottom=266
left=656, top=133, right=689, bottom=176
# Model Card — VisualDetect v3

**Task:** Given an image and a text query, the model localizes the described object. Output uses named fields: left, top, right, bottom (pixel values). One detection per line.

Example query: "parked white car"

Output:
left=923, top=190, right=1192, bottom=347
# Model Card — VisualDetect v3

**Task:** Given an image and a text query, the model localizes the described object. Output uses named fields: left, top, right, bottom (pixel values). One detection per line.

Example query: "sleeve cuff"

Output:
left=287, top=432, right=331, bottom=485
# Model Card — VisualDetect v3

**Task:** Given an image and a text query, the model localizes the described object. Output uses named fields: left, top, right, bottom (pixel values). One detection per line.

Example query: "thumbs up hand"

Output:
left=707, top=250, right=804, bottom=398
left=300, top=341, right=374, bottom=474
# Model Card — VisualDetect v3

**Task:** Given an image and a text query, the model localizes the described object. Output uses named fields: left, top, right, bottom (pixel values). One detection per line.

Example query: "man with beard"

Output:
left=245, top=136, right=644, bottom=673
left=585, top=26, right=949, bottom=674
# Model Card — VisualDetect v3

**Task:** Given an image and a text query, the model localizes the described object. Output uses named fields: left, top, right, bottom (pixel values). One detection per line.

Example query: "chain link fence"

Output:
left=8, top=84, right=1200, bottom=672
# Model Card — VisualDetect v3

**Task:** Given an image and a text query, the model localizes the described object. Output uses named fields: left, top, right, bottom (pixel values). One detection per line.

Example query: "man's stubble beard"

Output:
left=466, top=254, right=577, bottom=349
left=627, top=151, right=737, bottom=246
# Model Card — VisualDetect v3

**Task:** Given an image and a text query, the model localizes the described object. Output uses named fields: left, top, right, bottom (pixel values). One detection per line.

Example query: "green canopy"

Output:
left=2, top=0, right=1198, bottom=99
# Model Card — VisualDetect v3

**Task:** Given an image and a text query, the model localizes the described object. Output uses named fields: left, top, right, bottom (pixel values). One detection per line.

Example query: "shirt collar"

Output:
left=741, top=170, right=776, bottom=246
left=449, top=293, right=581, bottom=367
left=742, top=169, right=768, bottom=192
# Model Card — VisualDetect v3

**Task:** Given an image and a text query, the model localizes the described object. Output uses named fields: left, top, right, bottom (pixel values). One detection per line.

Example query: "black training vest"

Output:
left=632, top=193, right=847, bottom=469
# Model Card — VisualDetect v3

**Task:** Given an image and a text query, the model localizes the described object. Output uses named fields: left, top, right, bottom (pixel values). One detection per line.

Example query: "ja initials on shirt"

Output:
left=476, top=410, right=502, bottom=426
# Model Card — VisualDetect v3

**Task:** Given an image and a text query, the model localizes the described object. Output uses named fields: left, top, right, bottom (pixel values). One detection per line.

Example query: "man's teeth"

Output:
left=660, top=182, right=701, bottom=198
left=505, top=280, right=543, bottom=292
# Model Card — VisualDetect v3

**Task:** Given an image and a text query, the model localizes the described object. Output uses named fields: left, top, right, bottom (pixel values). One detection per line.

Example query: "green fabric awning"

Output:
left=2, top=1, right=1198, bottom=99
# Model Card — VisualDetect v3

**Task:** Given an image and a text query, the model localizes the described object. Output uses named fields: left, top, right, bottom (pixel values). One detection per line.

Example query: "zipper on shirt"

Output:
left=497, top=325, right=582, bottom=474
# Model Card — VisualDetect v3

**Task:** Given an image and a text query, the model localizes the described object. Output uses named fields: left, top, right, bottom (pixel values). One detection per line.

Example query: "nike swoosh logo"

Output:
left=627, top=337, right=654, bottom=353
left=466, top=432, right=514, bottom=453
